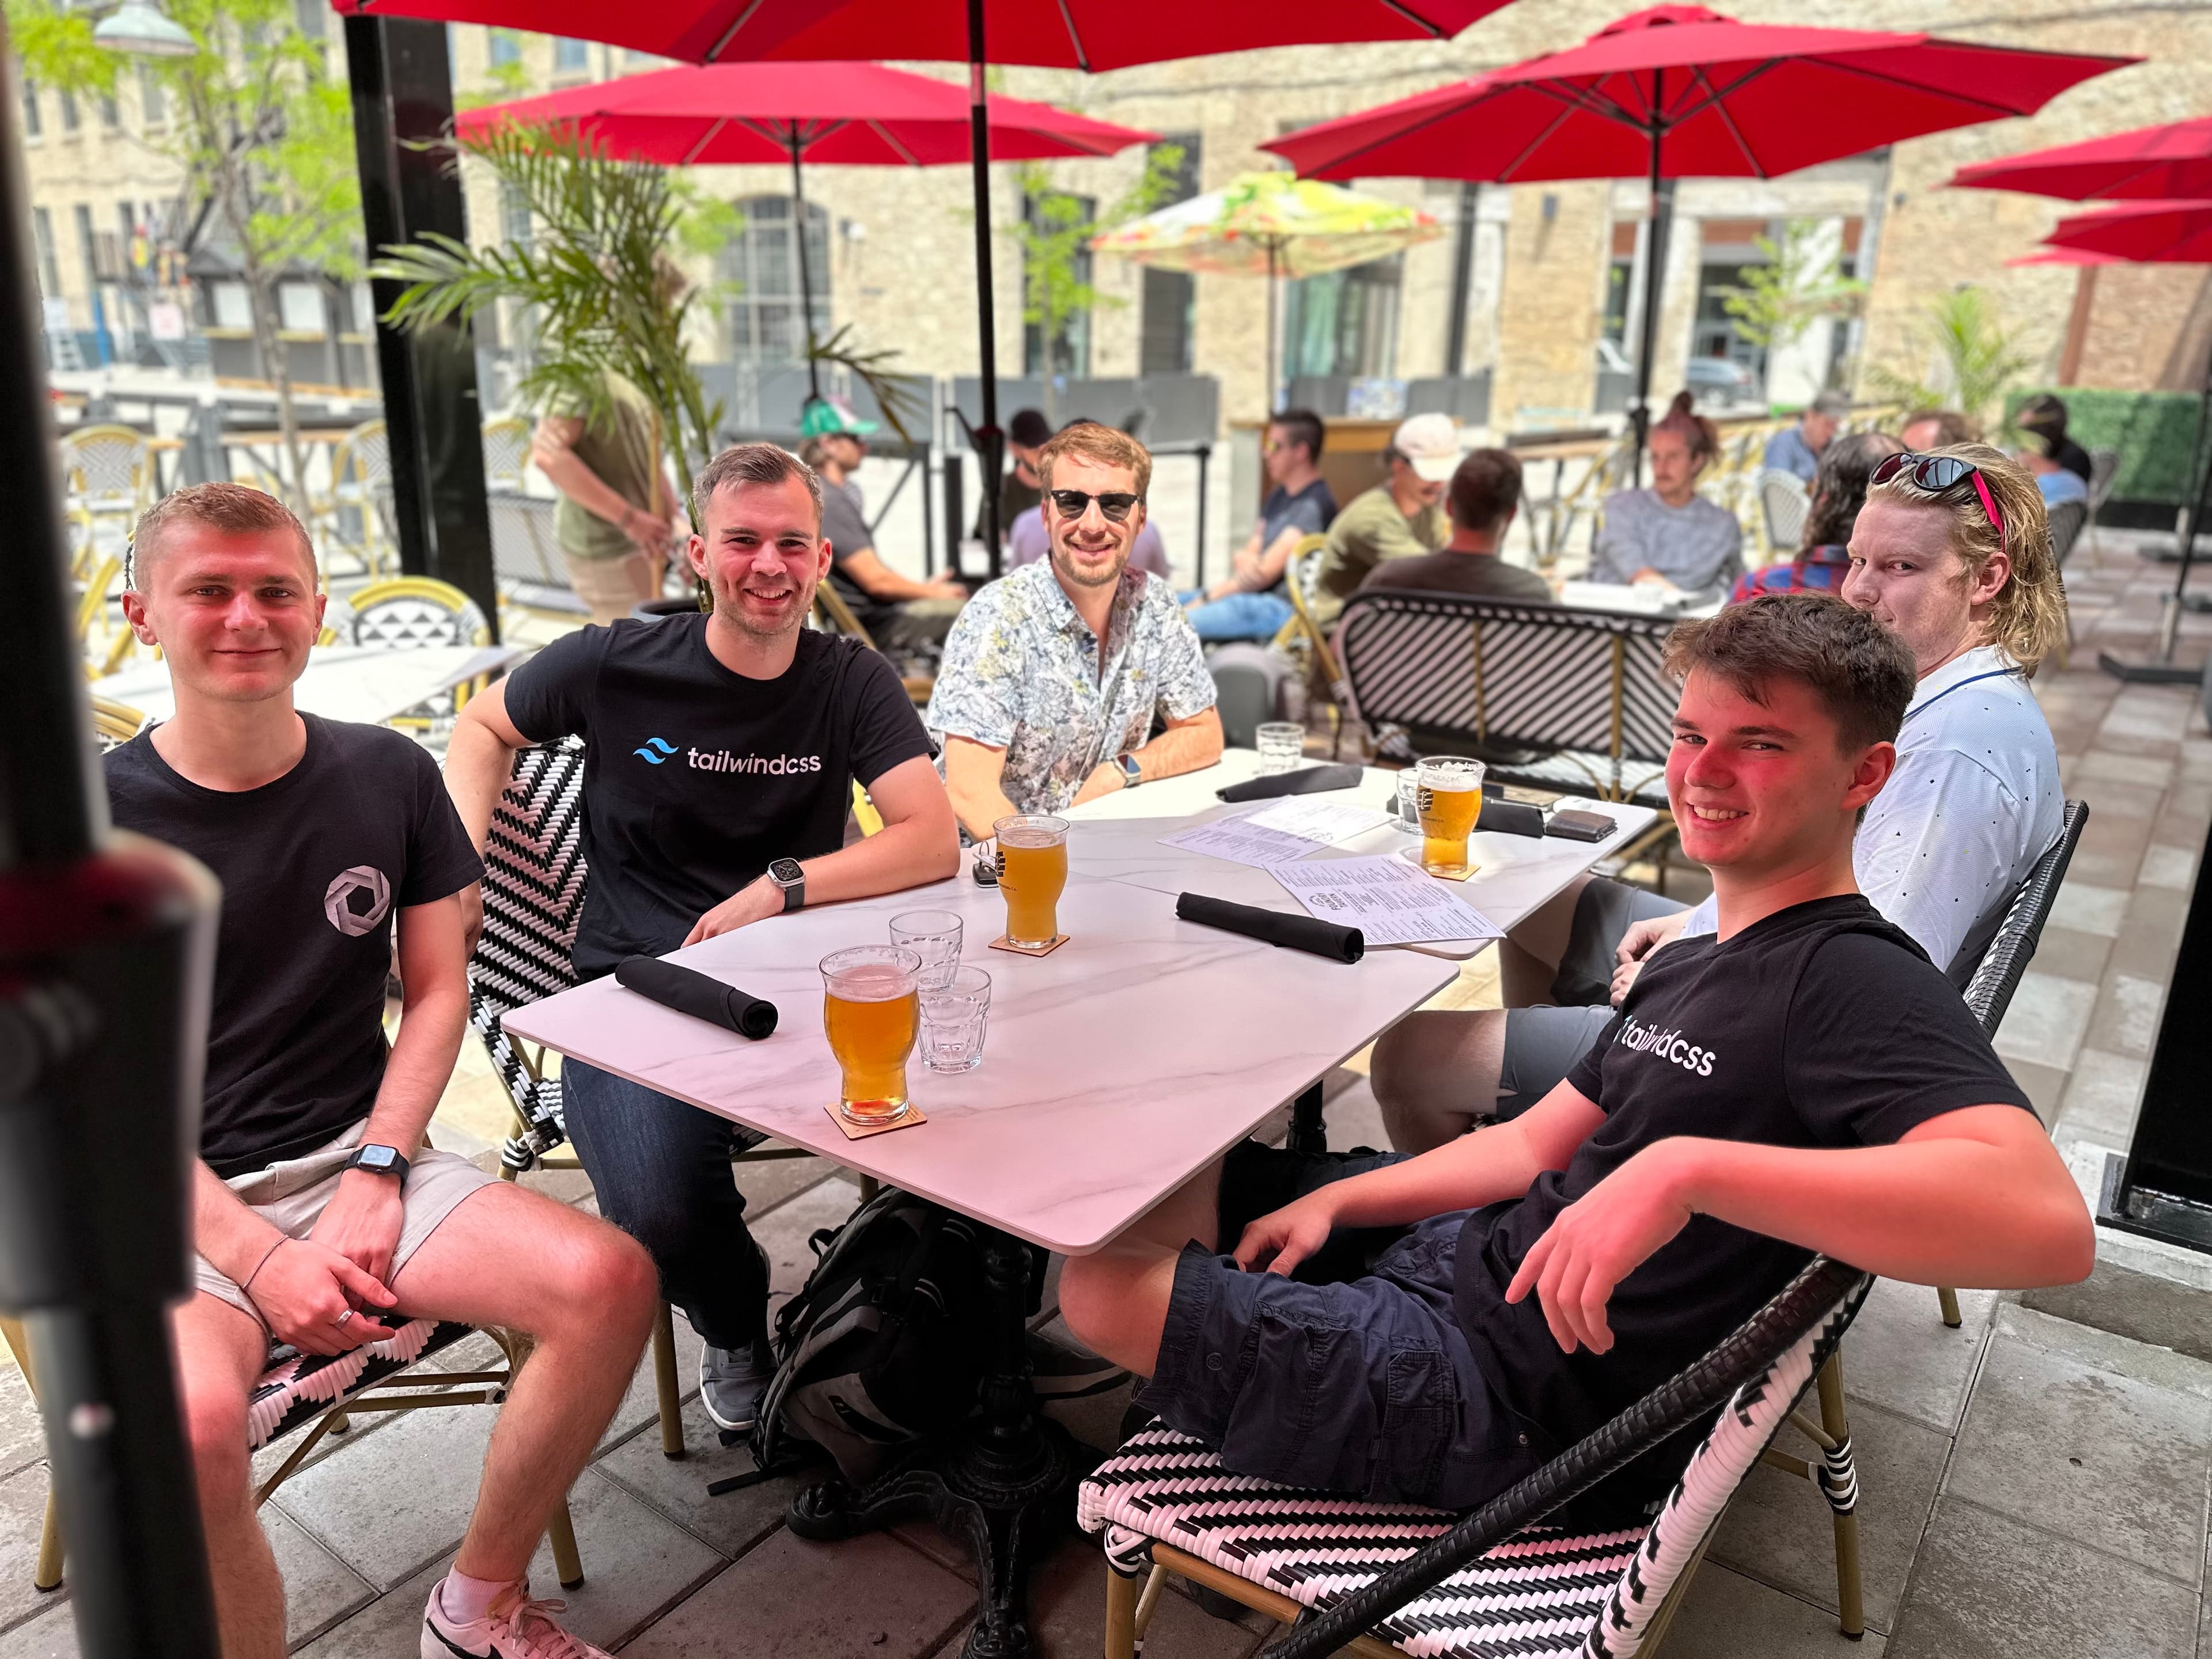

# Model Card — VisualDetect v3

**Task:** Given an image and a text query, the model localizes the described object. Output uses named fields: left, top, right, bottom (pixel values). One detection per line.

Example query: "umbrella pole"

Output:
left=788, top=131, right=821, bottom=407
left=1267, top=241, right=1279, bottom=417
left=967, top=0, right=1003, bottom=576
left=1631, top=94, right=1673, bottom=490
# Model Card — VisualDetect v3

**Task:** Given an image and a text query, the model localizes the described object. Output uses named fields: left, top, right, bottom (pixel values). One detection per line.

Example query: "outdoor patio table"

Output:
left=1555, top=578, right=1722, bottom=618
left=89, top=641, right=524, bottom=729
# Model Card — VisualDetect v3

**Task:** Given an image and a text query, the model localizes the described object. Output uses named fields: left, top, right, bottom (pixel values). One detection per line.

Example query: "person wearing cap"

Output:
left=1309, top=412, right=1457, bottom=626
left=975, top=407, right=1055, bottom=544
left=801, top=398, right=968, bottom=653
left=1762, top=389, right=1849, bottom=484
left=532, top=370, right=686, bottom=625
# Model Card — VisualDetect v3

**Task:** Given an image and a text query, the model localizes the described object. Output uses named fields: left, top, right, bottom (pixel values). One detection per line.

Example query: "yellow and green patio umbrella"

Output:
left=1092, top=170, right=1441, bottom=410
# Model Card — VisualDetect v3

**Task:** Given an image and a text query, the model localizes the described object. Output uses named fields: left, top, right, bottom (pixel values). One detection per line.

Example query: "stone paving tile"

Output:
left=0, top=1465, right=60, bottom=1637
left=945, top=1529, right=1269, bottom=1659
left=2013, top=922, right=2113, bottom=987
left=1990, top=972, right=2097, bottom=1073
left=0, top=1376, right=39, bottom=1489
left=619, top=1528, right=974, bottom=1659
left=0, top=1606, right=73, bottom=1659
left=599, top=1305, right=701, bottom=1459
left=1664, top=1563, right=1884, bottom=1658
left=2112, top=884, right=2191, bottom=980
left=2001, top=1057, right=2071, bottom=1128
left=2056, top=1047, right=2149, bottom=1146
left=1944, top=1335, right=2212, bottom=1586
left=1886, top=1497, right=2200, bottom=1659
left=1711, top=1400, right=1946, bottom=1632
left=2084, top=973, right=2169, bottom=1058
left=594, top=1397, right=801, bottom=1561
left=2072, top=749, right=2179, bottom=791
left=2142, top=842, right=2200, bottom=889
left=1835, top=1278, right=1996, bottom=1437
left=262, top=1502, right=377, bottom=1647
left=2046, top=881, right=2131, bottom=938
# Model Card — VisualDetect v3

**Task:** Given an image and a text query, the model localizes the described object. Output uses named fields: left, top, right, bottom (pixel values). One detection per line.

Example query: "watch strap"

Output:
left=346, top=1145, right=410, bottom=1183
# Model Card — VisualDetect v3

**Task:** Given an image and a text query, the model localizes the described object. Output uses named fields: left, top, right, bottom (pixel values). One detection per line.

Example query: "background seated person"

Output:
left=1901, top=407, right=1982, bottom=453
left=2014, top=392, right=2095, bottom=484
left=446, top=442, right=959, bottom=1435
left=109, top=484, right=656, bottom=1659
left=2020, top=429, right=2090, bottom=508
left=1731, top=431, right=1904, bottom=602
left=1308, top=412, right=1457, bottom=626
left=1184, top=407, right=1339, bottom=640
left=1059, top=594, right=2092, bottom=1513
left=1377, top=445, right=2064, bottom=1153
left=1588, top=392, right=1743, bottom=597
left=1761, top=389, right=1846, bottom=484
left=978, top=406, right=1053, bottom=542
left=1359, top=447, right=1550, bottom=603
left=801, top=400, right=967, bottom=651
left=533, top=368, right=685, bottom=625
left=927, top=422, right=1224, bottom=842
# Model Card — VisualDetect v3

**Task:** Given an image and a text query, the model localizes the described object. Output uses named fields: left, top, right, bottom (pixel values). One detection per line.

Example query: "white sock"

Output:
left=439, top=1569, right=515, bottom=1627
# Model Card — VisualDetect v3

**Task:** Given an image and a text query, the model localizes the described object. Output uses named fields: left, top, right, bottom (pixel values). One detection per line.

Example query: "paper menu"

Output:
left=1271, top=855, right=1505, bottom=946
left=1155, top=816, right=1321, bottom=868
left=1241, top=797, right=1393, bottom=844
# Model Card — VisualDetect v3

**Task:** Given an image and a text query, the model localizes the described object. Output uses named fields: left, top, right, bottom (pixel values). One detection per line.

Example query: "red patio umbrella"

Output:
left=2044, top=198, right=2212, bottom=264
left=458, top=62, right=1156, bottom=402
left=2004, top=246, right=2126, bottom=268
left=1951, top=118, right=2212, bottom=204
left=1263, top=3, right=2133, bottom=472
left=336, top=0, right=1509, bottom=558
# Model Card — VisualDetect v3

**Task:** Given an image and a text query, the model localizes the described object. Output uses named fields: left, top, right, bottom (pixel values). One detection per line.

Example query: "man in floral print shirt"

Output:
left=927, top=423, right=1222, bottom=840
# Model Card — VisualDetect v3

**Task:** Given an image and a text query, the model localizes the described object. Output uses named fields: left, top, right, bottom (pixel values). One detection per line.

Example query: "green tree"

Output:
left=9, top=0, right=365, bottom=507
left=1716, top=218, right=1865, bottom=372
left=1010, top=143, right=1184, bottom=419
left=1866, top=286, right=2036, bottom=427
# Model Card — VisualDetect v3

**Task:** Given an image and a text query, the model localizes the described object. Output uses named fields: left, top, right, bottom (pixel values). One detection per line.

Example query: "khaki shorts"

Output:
left=563, top=548, right=659, bottom=626
left=195, top=1122, right=497, bottom=1328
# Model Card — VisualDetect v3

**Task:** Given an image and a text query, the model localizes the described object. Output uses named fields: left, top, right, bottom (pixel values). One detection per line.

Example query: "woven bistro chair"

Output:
left=342, top=575, right=494, bottom=732
left=1759, top=468, right=1810, bottom=554
left=1269, top=535, right=1353, bottom=757
left=1086, top=1257, right=1872, bottom=1658
left=812, top=581, right=934, bottom=706
left=321, top=419, right=398, bottom=579
left=469, top=738, right=869, bottom=1460
left=481, top=415, right=533, bottom=492
left=3, top=1304, right=587, bottom=1597
left=60, top=423, right=154, bottom=571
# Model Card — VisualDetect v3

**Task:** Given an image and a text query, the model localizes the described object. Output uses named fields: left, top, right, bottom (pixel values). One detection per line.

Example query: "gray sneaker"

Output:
left=699, top=1336, right=776, bottom=1435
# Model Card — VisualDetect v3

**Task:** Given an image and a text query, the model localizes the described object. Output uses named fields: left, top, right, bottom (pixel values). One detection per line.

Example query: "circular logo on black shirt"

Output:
left=324, top=866, right=393, bottom=937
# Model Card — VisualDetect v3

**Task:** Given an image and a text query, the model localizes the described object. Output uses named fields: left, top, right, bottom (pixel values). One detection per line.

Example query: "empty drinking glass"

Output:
left=1256, top=722, right=1306, bottom=775
left=919, top=965, right=993, bottom=1074
left=889, top=909, right=964, bottom=989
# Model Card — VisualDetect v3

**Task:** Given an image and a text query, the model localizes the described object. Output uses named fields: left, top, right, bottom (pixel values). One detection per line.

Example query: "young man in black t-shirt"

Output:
left=1059, top=594, right=2093, bottom=1510
left=107, top=484, right=656, bottom=1659
left=446, top=442, right=960, bottom=1434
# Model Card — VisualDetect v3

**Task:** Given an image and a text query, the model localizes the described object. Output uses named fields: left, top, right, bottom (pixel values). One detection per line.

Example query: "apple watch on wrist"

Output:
left=1116, top=753, right=1143, bottom=790
left=768, top=857, right=806, bottom=913
left=345, top=1143, right=410, bottom=1183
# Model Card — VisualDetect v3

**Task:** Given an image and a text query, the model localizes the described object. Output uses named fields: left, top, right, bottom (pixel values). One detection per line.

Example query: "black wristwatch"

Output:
left=346, top=1143, right=410, bottom=1183
left=767, top=857, right=806, bottom=914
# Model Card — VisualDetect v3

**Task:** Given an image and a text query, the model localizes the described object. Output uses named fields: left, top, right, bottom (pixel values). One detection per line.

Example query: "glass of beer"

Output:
left=820, top=945, right=921, bottom=1126
left=993, top=814, right=1069, bottom=948
left=1413, top=756, right=1486, bottom=879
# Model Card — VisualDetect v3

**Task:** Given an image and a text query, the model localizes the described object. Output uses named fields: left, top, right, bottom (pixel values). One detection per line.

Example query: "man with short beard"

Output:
left=446, top=442, right=959, bottom=1433
left=929, top=422, right=1222, bottom=841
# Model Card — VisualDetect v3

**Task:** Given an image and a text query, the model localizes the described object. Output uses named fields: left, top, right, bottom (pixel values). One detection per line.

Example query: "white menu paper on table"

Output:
left=1271, top=855, right=1506, bottom=946
left=1157, top=797, right=1396, bottom=869
left=1242, top=796, right=1395, bottom=844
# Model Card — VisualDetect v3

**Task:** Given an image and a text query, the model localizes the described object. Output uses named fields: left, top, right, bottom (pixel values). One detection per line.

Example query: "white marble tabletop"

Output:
left=91, top=642, right=525, bottom=728
left=502, top=873, right=1457, bottom=1256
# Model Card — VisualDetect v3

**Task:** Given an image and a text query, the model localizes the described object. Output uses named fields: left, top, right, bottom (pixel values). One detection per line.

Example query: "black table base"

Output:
left=785, top=1225, right=1093, bottom=1658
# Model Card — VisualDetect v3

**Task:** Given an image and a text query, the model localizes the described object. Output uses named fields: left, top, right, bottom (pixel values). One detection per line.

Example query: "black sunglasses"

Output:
left=1870, top=450, right=2006, bottom=543
left=1046, top=489, right=1143, bottom=524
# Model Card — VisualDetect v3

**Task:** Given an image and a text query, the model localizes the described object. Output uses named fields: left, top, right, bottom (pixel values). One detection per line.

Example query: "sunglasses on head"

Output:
left=1046, top=489, right=1143, bottom=524
left=1871, top=450, right=2006, bottom=544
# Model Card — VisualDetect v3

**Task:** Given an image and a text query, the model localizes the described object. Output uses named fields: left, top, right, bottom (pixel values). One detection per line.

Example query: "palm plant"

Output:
left=1866, top=285, right=2036, bottom=427
left=372, top=119, right=725, bottom=507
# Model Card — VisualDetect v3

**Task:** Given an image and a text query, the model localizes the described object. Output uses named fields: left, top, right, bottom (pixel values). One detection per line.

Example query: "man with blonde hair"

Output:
left=927, top=422, right=1222, bottom=840
left=107, top=482, right=659, bottom=1658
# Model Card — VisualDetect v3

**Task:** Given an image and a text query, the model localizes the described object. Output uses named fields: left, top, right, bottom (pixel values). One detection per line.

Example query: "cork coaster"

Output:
left=1396, top=848, right=1477, bottom=882
left=988, top=933, right=1070, bottom=957
left=824, top=1101, right=928, bottom=1140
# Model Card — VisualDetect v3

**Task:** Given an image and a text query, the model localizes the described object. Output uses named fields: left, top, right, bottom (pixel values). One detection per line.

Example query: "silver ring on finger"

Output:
left=335, top=1308, right=356, bottom=1328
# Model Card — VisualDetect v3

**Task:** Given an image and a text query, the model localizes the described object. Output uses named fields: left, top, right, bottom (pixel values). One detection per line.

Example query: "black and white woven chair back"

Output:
left=1080, top=1261, right=1870, bottom=1659
left=1962, top=799, right=2088, bottom=1039
left=469, top=738, right=589, bottom=1172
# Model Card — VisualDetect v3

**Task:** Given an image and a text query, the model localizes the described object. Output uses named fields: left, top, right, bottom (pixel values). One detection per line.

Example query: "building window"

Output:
left=1023, top=189, right=1095, bottom=380
left=138, top=64, right=165, bottom=126
left=20, top=79, right=40, bottom=140
left=58, top=88, right=79, bottom=133
left=1139, top=134, right=1202, bottom=377
left=719, top=195, right=830, bottom=368
left=99, top=90, right=120, bottom=130
left=32, top=208, right=60, bottom=296
left=278, top=282, right=328, bottom=334
left=554, top=36, right=590, bottom=74
left=1603, top=219, right=1638, bottom=348
left=210, top=280, right=253, bottom=331
left=499, top=180, right=532, bottom=251
left=73, top=204, right=98, bottom=292
left=293, top=0, right=325, bottom=38
left=1692, top=218, right=1770, bottom=369
left=1283, top=255, right=1404, bottom=382
left=488, top=29, right=521, bottom=69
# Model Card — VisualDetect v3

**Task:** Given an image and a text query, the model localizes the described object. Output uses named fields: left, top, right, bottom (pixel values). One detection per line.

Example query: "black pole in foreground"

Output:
left=967, top=0, right=1005, bottom=577
left=1630, top=90, right=1673, bottom=493
left=0, top=18, right=221, bottom=1655
left=789, top=131, right=824, bottom=407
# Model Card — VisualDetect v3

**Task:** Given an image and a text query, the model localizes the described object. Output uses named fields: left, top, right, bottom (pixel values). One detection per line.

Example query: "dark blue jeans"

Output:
left=559, top=1060, right=769, bottom=1351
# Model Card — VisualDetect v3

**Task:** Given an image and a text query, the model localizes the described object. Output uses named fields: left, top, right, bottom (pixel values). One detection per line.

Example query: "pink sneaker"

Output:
left=421, top=1582, right=611, bottom=1658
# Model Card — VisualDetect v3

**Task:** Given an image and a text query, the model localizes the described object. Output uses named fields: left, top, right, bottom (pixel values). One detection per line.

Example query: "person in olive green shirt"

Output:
left=1310, top=412, right=1457, bottom=625
left=532, top=372, right=684, bottom=625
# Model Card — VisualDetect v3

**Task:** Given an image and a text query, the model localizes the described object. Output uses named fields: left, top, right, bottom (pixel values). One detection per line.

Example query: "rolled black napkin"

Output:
left=1176, top=892, right=1364, bottom=964
left=1216, top=762, right=1364, bottom=802
left=616, top=956, right=778, bottom=1040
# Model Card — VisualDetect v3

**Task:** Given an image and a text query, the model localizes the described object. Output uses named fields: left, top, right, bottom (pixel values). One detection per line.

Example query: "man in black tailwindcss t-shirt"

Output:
left=447, top=441, right=961, bottom=1437
left=1055, top=593, right=2093, bottom=1514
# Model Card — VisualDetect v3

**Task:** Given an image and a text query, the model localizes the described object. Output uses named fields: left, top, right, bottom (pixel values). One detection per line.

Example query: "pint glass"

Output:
left=1414, top=756, right=1486, bottom=879
left=993, top=814, right=1069, bottom=948
left=820, top=945, right=921, bottom=1126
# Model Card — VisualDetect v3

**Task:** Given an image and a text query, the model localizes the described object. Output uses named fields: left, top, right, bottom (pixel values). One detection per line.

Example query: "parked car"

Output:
left=1684, top=355, right=1759, bottom=408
